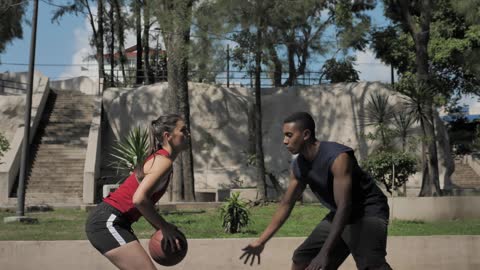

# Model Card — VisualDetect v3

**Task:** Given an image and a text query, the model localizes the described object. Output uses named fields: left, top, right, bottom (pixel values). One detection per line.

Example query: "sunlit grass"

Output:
left=0, top=204, right=479, bottom=240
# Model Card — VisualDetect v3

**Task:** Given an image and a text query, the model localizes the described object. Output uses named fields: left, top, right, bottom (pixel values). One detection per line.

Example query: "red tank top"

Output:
left=103, top=149, right=171, bottom=223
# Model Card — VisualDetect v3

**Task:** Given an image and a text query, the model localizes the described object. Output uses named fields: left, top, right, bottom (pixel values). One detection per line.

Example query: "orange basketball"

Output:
left=148, top=229, right=188, bottom=266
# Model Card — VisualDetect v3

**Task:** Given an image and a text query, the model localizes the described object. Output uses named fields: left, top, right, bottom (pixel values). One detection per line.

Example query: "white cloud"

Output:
left=58, top=8, right=163, bottom=81
left=354, top=49, right=398, bottom=83
left=58, top=12, right=97, bottom=79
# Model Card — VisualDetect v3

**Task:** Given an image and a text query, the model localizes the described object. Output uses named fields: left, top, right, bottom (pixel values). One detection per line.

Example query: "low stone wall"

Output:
left=50, top=76, right=102, bottom=95
left=0, top=72, right=50, bottom=204
left=1, top=236, right=478, bottom=270
left=387, top=196, right=480, bottom=221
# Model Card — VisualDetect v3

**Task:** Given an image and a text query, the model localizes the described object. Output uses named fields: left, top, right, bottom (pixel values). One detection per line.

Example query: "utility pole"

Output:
left=4, top=0, right=39, bottom=224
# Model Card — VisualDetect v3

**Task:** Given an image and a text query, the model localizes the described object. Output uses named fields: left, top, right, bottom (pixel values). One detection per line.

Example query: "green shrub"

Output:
left=362, top=150, right=417, bottom=194
left=219, top=192, right=251, bottom=233
left=109, top=127, right=149, bottom=182
left=0, top=132, right=9, bottom=158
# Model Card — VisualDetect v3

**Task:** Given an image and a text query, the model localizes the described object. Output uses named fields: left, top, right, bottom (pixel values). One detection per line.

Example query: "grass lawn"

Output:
left=0, top=203, right=479, bottom=241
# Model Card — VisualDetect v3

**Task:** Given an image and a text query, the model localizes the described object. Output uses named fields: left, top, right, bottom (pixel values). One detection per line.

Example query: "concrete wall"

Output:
left=83, top=96, right=103, bottom=204
left=0, top=71, right=44, bottom=95
left=1, top=236, right=478, bottom=270
left=101, top=82, right=454, bottom=195
left=0, top=72, right=50, bottom=204
left=387, top=196, right=480, bottom=221
left=50, top=76, right=102, bottom=95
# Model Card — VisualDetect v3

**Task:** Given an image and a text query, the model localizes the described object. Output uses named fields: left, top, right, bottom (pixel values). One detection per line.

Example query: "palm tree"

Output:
left=392, top=109, right=416, bottom=152
left=362, top=92, right=396, bottom=150
left=396, top=76, right=442, bottom=196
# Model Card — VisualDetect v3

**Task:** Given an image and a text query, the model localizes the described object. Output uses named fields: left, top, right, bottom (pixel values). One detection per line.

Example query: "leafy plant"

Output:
left=109, top=127, right=149, bottom=182
left=219, top=192, right=251, bottom=233
left=0, top=132, right=9, bottom=159
left=361, top=150, right=417, bottom=194
left=362, top=92, right=397, bottom=149
left=320, top=56, right=360, bottom=83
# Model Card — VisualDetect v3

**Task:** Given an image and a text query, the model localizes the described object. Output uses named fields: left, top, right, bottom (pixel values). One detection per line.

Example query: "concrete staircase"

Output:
left=449, top=158, right=480, bottom=195
left=19, top=89, right=94, bottom=206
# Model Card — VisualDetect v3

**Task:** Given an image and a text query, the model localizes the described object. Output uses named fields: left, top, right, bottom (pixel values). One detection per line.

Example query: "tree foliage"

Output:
left=321, top=56, right=360, bottom=83
left=372, top=0, right=480, bottom=97
left=0, top=132, right=10, bottom=159
left=0, top=0, right=28, bottom=61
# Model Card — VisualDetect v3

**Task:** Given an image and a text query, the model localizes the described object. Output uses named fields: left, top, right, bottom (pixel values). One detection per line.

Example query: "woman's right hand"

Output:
left=160, top=222, right=183, bottom=253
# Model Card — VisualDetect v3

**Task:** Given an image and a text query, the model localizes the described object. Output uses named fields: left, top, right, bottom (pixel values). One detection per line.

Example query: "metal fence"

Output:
left=0, top=78, right=28, bottom=95
left=104, top=68, right=328, bottom=88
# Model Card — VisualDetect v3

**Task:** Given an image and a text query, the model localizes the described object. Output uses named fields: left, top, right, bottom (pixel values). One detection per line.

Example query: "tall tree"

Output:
left=112, top=0, right=127, bottom=85
left=382, top=0, right=441, bottom=196
left=155, top=0, right=196, bottom=201
left=213, top=0, right=270, bottom=200
left=253, top=1, right=268, bottom=200
left=0, top=0, right=27, bottom=61
left=133, top=0, right=144, bottom=84
left=142, top=0, right=151, bottom=84
left=374, top=0, right=480, bottom=196
left=106, top=0, right=115, bottom=86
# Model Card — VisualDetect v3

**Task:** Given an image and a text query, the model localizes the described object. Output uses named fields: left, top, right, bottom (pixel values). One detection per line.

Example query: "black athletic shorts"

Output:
left=85, top=202, right=138, bottom=254
left=292, top=216, right=390, bottom=270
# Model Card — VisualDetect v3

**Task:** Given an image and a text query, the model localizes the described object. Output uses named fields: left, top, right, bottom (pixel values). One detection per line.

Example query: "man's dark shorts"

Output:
left=292, top=216, right=389, bottom=270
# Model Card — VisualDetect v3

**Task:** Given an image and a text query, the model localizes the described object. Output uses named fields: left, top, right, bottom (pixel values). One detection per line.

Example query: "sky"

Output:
left=0, top=0, right=478, bottom=110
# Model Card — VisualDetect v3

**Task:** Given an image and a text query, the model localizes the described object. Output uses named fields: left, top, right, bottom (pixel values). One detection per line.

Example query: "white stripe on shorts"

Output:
left=106, top=214, right=127, bottom=246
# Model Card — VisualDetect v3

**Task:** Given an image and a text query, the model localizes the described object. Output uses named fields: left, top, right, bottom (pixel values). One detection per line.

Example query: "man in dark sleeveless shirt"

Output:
left=241, top=112, right=392, bottom=270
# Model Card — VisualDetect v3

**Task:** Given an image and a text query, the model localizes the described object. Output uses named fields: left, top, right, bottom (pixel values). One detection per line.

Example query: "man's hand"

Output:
left=240, top=241, right=265, bottom=266
left=305, top=249, right=329, bottom=270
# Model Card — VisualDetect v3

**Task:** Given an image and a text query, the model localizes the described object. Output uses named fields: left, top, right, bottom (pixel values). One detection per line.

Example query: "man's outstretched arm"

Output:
left=240, top=170, right=306, bottom=265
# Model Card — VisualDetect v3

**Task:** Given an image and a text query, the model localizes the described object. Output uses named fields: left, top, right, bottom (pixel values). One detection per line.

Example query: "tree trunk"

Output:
left=135, top=0, right=143, bottom=85
left=143, top=1, right=150, bottom=85
left=398, top=0, right=441, bottom=196
left=97, top=0, right=105, bottom=84
left=265, top=31, right=282, bottom=86
left=113, top=0, right=126, bottom=85
left=283, top=35, right=297, bottom=86
left=108, top=1, right=114, bottom=85
left=254, top=13, right=267, bottom=201
left=419, top=104, right=442, bottom=196
left=161, top=0, right=195, bottom=202
left=412, top=2, right=441, bottom=196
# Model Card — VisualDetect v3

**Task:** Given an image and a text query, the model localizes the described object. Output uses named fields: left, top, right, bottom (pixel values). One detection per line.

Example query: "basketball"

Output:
left=148, top=229, right=188, bottom=266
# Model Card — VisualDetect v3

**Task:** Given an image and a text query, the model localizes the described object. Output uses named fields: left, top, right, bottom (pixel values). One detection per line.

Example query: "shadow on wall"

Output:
left=100, top=81, right=453, bottom=194
left=101, top=82, right=256, bottom=191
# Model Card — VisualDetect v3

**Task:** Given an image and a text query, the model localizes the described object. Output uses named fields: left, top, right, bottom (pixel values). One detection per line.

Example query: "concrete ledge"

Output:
left=83, top=95, right=102, bottom=204
left=0, top=236, right=478, bottom=270
left=50, top=76, right=102, bottom=95
left=387, top=196, right=480, bottom=221
left=0, top=72, right=50, bottom=204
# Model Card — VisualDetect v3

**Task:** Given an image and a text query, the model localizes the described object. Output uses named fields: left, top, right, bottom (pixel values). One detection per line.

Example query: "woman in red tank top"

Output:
left=85, top=114, right=190, bottom=269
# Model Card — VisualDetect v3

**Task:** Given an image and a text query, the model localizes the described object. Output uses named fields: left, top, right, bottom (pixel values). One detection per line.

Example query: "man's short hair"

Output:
left=283, top=112, right=316, bottom=136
